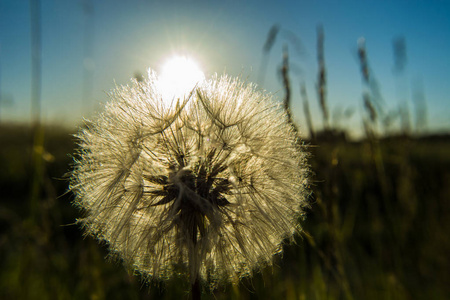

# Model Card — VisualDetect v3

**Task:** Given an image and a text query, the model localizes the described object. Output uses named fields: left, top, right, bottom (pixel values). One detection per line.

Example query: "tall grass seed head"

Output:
left=70, top=70, right=309, bottom=287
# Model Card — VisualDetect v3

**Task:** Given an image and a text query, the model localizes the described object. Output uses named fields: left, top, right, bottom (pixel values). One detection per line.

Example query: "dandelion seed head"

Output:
left=70, top=70, right=309, bottom=287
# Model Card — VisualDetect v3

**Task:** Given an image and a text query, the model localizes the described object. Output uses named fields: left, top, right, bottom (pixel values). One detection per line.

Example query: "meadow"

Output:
left=0, top=122, right=448, bottom=299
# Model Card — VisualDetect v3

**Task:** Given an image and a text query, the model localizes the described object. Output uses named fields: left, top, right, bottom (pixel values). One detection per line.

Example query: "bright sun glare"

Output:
left=158, top=56, right=205, bottom=104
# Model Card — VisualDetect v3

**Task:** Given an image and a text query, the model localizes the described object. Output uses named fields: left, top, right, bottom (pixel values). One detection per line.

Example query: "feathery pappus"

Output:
left=69, top=70, right=309, bottom=288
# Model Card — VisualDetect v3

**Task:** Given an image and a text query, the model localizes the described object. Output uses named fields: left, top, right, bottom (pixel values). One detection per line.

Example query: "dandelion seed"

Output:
left=69, top=70, right=309, bottom=291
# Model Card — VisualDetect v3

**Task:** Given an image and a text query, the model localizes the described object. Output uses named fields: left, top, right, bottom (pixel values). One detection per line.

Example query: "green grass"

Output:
left=0, top=123, right=449, bottom=299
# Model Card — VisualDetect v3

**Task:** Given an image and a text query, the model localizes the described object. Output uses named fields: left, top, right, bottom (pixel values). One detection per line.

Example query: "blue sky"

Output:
left=1, top=0, right=449, bottom=136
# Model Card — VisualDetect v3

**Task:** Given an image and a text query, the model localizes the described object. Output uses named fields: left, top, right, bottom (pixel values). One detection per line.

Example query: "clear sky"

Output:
left=1, top=0, right=449, bottom=137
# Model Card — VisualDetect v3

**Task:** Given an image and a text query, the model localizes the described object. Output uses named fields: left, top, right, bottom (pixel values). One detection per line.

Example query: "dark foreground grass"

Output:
left=0, top=123, right=449, bottom=299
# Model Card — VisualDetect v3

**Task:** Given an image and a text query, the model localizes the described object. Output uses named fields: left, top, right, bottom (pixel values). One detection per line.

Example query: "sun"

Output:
left=157, top=56, right=205, bottom=104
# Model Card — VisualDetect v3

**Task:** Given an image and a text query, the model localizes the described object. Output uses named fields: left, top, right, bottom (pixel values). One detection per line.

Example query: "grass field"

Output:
left=0, top=123, right=449, bottom=299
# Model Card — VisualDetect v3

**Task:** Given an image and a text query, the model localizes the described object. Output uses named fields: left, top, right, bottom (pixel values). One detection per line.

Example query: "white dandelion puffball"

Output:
left=70, top=70, right=309, bottom=286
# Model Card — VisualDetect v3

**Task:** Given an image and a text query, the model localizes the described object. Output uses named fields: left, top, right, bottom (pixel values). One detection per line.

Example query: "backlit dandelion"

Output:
left=69, top=67, right=309, bottom=295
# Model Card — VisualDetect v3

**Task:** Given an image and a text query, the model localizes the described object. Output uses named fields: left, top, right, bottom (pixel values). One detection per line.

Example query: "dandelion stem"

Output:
left=191, top=220, right=201, bottom=300
left=191, top=277, right=201, bottom=300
